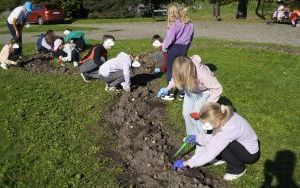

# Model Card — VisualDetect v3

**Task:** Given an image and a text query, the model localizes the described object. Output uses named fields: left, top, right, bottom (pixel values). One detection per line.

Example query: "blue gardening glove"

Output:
left=153, top=67, right=161, bottom=74
left=184, top=135, right=196, bottom=144
left=162, top=48, right=168, bottom=53
left=157, top=87, right=168, bottom=97
left=173, top=159, right=185, bottom=172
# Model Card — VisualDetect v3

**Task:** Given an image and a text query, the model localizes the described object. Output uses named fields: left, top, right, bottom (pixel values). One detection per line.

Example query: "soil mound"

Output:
left=107, top=62, right=228, bottom=188
left=17, top=54, right=78, bottom=75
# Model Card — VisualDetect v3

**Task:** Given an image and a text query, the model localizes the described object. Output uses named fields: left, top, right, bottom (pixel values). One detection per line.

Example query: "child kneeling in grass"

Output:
left=79, top=35, right=115, bottom=82
left=173, top=102, right=260, bottom=181
left=157, top=56, right=222, bottom=136
left=36, top=30, right=56, bottom=54
left=0, top=39, right=20, bottom=70
left=85, top=52, right=139, bottom=92
left=63, top=29, right=88, bottom=51
left=53, top=38, right=80, bottom=67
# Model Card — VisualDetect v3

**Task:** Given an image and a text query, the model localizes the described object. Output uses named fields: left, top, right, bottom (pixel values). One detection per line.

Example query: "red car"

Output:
left=26, top=3, right=65, bottom=25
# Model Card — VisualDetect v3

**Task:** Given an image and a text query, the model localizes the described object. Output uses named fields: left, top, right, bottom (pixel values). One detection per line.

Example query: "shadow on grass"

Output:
left=261, top=150, right=298, bottom=188
left=205, top=63, right=218, bottom=72
left=131, top=73, right=161, bottom=91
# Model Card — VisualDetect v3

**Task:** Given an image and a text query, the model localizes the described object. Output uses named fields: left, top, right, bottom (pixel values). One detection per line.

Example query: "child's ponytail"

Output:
left=220, top=105, right=233, bottom=126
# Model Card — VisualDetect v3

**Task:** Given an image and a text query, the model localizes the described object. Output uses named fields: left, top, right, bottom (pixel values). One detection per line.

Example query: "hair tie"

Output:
left=220, top=105, right=226, bottom=113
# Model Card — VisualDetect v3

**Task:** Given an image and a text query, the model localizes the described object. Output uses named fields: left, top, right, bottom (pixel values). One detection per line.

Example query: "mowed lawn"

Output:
left=0, top=39, right=299, bottom=187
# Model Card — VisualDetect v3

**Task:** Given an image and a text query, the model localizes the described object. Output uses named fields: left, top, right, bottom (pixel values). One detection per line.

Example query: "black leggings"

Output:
left=219, top=140, right=260, bottom=174
left=7, top=22, right=22, bottom=56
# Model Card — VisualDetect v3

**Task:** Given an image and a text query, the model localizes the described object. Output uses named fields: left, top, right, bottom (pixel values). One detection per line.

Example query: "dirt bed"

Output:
left=15, top=54, right=229, bottom=187
left=107, top=59, right=229, bottom=188
left=17, top=54, right=79, bottom=75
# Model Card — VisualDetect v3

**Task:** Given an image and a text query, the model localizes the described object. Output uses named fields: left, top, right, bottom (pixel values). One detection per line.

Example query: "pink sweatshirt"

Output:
left=186, top=113, right=259, bottom=168
left=0, top=44, right=15, bottom=65
left=167, top=59, right=223, bottom=102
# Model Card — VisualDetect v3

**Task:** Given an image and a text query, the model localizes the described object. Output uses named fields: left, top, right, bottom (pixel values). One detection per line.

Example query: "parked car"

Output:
left=26, top=3, right=64, bottom=25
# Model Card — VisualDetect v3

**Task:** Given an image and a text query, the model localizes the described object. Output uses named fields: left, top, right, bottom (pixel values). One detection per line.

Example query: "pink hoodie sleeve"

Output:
left=162, top=22, right=177, bottom=50
left=199, top=68, right=223, bottom=103
left=166, top=78, right=175, bottom=90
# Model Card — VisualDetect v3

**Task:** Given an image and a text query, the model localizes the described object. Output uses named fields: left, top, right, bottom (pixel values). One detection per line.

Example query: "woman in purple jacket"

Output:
left=161, top=4, right=194, bottom=100
left=173, top=102, right=260, bottom=181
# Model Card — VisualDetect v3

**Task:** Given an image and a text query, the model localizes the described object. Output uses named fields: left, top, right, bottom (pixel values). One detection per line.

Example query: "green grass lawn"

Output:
left=164, top=39, right=300, bottom=188
left=0, top=38, right=299, bottom=187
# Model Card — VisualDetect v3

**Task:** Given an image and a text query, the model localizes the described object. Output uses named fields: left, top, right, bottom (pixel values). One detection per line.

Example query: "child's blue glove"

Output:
left=153, top=67, right=161, bottom=74
left=162, top=48, right=168, bottom=53
left=157, top=87, right=168, bottom=97
left=184, top=135, right=197, bottom=144
left=173, top=159, right=185, bottom=172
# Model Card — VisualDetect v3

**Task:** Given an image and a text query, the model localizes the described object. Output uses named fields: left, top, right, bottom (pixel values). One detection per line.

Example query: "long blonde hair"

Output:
left=199, top=102, right=233, bottom=127
left=172, top=57, right=198, bottom=92
left=167, top=3, right=180, bottom=26
left=179, top=5, right=191, bottom=24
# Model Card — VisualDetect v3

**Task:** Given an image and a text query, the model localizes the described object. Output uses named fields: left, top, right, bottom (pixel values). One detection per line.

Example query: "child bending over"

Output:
left=53, top=38, right=80, bottom=67
left=0, top=39, right=20, bottom=70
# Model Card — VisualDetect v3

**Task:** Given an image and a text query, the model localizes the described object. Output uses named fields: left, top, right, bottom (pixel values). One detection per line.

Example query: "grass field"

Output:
left=0, top=38, right=299, bottom=187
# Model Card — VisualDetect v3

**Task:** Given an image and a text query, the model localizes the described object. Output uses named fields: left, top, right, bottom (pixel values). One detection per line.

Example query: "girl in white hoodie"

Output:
left=53, top=38, right=80, bottom=67
left=0, top=39, right=20, bottom=70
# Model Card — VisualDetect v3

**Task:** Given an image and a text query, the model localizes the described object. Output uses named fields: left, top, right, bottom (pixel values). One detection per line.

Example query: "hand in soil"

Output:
left=173, top=159, right=185, bottom=172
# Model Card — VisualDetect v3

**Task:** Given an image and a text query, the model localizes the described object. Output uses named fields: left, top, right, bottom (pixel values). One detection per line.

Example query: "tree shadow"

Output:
left=261, top=150, right=297, bottom=188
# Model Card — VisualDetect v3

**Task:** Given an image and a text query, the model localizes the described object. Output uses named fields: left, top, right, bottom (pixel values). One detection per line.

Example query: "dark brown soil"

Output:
left=17, top=54, right=79, bottom=75
left=107, top=60, right=229, bottom=188
left=16, top=54, right=229, bottom=187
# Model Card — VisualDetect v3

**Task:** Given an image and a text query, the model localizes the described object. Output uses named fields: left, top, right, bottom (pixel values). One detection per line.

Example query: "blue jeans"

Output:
left=166, top=44, right=188, bottom=82
left=182, top=91, right=210, bottom=135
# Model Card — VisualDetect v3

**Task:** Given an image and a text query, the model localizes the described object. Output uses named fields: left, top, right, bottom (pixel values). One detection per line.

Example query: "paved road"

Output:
left=1, top=21, right=300, bottom=47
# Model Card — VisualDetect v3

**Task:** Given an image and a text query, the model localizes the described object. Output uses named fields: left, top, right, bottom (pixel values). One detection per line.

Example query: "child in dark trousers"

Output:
left=79, top=35, right=115, bottom=82
left=173, top=103, right=260, bottom=181
left=53, top=38, right=80, bottom=67
left=151, top=34, right=167, bottom=73
left=161, top=4, right=194, bottom=101
left=36, top=30, right=56, bottom=54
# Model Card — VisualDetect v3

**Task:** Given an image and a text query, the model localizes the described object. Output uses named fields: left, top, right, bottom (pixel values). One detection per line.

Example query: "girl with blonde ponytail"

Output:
left=173, top=102, right=260, bottom=181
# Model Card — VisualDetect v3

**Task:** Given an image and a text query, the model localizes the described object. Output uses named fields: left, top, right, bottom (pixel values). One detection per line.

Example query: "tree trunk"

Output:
left=236, top=0, right=248, bottom=19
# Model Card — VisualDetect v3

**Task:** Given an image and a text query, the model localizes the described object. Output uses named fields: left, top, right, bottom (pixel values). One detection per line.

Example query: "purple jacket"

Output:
left=162, top=19, right=194, bottom=50
left=186, top=113, right=259, bottom=168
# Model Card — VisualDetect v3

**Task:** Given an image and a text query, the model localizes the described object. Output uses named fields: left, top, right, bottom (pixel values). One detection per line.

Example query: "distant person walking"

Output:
left=7, top=1, right=32, bottom=58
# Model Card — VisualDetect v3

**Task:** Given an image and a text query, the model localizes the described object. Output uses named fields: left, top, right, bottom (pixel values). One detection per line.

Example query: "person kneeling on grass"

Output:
left=85, top=52, right=140, bottom=92
left=36, top=30, right=56, bottom=54
left=0, top=39, right=20, bottom=70
left=53, top=38, right=80, bottom=67
left=173, top=102, right=260, bottom=181
left=79, top=35, right=115, bottom=82
left=63, top=29, right=88, bottom=51
left=157, top=56, right=222, bottom=136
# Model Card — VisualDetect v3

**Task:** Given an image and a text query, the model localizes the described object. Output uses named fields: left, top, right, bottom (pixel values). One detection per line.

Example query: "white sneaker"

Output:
left=73, top=61, right=78, bottom=67
left=223, top=169, right=246, bottom=181
left=10, top=61, right=17, bottom=65
left=213, top=160, right=226, bottom=166
left=0, top=63, right=8, bottom=70
left=105, top=84, right=115, bottom=91
left=161, top=93, right=175, bottom=101
left=80, top=73, right=91, bottom=83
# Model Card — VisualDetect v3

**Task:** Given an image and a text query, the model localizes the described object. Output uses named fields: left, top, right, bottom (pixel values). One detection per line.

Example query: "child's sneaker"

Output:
left=0, top=63, right=8, bottom=70
left=223, top=170, right=246, bottom=181
left=80, top=73, right=91, bottom=83
left=105, top=84, right=117, bottom=91
left=73, top=61, right=78, bottom=67
left=178, top=93, right=185, bottom=101
left=161, top=93, right=175, bottom=101
left=211, top=159, right=226, bottom=166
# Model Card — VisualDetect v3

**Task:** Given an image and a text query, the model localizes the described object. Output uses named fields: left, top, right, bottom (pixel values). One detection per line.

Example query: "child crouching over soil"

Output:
left=63, top=29, right=88, bottom=51
left=0, top=39, right=20, bottom=70
left=79, top=35, right=115, bottom=82
left=151, top=34, right=167, bottom=73
left=157, top=56, right=222, bottom=136
left=85, top=52, right=140, bottom=92
left=53, top=38, right=80, bottom=67
left=36, top=30, right=56, bottom=54
left=173, top=102, right=260, bottom=181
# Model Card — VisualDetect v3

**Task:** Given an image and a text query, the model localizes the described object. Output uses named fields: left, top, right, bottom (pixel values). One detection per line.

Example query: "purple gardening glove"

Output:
left=173, top=159, right=185, bottom=172
left=184, top=135, right=196, bottom=144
